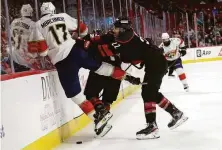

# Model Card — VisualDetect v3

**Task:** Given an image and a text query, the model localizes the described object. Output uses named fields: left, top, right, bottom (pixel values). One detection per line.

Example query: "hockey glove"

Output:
left=75, top=38, right=90, bottom=49
left=179, top=48, right=187, bottom=56
left=124, top=75, right=141, bottom=85
left=75, top=38, right=98, bottom=52
left=82, top=33, right=91, bottom=41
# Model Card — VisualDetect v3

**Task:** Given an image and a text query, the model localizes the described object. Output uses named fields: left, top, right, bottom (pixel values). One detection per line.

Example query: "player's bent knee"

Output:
left=71, top=92, right=86, bottom=105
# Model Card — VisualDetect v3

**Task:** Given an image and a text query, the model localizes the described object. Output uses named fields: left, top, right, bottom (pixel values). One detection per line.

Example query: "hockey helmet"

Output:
left=161, top=33, right=171, bottom=46
left=21, top=4, right=33, bottom=17
left=41, top=2, right=56, bottom=16
left=114, top=17, right=132, bottom=30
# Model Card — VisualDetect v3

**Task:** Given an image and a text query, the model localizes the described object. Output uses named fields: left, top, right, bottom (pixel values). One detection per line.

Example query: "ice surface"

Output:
left=55, top=61, right=222, bottom=150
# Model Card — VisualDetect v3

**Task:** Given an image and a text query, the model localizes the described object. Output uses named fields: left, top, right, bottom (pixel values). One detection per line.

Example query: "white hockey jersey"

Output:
left=159, top=38, right=185, bottom=61
left=28, top=13, right=88, bottom=65
left=10, top=17, right=36, bottom=66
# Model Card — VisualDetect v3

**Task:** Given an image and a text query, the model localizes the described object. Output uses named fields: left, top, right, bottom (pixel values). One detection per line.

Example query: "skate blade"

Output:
left=95, top=113, right=113, bottom=130
left=170, top=115, right=188, bottom=130
left=95, top=124, right=112, bottom=138
left=136, top=130, right=160, bottom=140
left=184, top=87, right=189, bottom=92
left=185, top=88, right=189, bottom=92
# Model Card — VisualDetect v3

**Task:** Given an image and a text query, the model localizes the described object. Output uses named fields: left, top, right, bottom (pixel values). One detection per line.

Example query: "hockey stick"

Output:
left=77, top=0, right=81, bottom=37
left=132, top=63, right=144, bottom=70
left=165, top=54, right=182, bottom=75
left=168, top=55, right=182, bottom=69
left=124, top=64, right=133, bottom=71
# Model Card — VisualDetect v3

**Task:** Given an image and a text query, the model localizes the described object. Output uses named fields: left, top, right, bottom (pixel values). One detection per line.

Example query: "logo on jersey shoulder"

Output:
left=196, top=49, right=211, bottom=57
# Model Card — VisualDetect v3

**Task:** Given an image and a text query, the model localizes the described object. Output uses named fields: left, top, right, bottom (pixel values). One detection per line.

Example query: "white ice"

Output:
left=55, top=61, right=222, bottom=150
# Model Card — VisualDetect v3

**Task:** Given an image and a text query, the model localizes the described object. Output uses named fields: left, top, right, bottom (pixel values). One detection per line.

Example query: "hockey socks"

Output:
left=175, top=68, right=189, bottom=91
left=158, top=95, right=188, bottom=129
left=158, top=97, right=175, bottom=115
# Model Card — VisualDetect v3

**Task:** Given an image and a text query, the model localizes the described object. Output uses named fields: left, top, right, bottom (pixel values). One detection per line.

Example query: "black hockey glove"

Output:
left=125, top=75, right=141, bottom=85
left=75, top=38, right=97, bottom=50
left=82, top=33, right=91, bottom=41
left=179, top=47, right=187, bottom=56
left=75, top=38, right=88, bottom=48
left=75, top=38, right=99, bottom=58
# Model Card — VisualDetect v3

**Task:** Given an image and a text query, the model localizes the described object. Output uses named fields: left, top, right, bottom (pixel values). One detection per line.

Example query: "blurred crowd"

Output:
left=1, top=0, right=222, bottom=75
left=170, top=10, right=222, bottom=47
left=1, top=1, right=55, bottom=75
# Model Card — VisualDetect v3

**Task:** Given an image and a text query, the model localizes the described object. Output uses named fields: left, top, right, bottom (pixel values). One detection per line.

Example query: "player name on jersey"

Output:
left=14, top=21, right=30, bottom=29
left=41, top=17, right=65, bottom=28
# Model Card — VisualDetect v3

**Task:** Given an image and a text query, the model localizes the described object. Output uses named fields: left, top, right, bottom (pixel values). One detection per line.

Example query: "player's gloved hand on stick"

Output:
left=124, top=75, right=141, bottom=85
left=179, top=48, right=187, bottom=56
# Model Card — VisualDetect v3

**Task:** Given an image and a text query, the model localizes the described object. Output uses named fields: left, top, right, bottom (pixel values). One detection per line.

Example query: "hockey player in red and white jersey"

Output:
left=10, top=4, right=40, bottom=69
left=28, top=2, right=138, bottom=137
left=159, top=33, right=189, bottom=91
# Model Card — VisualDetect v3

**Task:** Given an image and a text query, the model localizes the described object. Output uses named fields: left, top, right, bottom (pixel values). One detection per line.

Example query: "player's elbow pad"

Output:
left=39, top=50, right=48, bottom=57
left=38, top=40, right=49, bottom=56
left=95, top=62, right=126, bottom=80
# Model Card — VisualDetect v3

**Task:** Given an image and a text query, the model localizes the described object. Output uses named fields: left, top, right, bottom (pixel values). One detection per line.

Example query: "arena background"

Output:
left=1, top=0, right=222, bottom=150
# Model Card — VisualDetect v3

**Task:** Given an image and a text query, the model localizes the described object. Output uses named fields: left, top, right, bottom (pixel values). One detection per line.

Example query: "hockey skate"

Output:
left=168, top=109, right=188, bottom=130
left=136, top=122, right=160, bottom=140
left=94, top=122, right=112, bottom=138
left=183, top=84, right=189, bottom=92
left=93, top=104, right=113, bottom=137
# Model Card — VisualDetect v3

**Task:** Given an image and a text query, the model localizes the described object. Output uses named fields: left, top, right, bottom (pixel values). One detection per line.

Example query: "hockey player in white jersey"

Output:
left=160, top=33, right=189, bottom=91
left=28, top=2, right=137, bottom=137
left=10, top=4, right=40, bottom=69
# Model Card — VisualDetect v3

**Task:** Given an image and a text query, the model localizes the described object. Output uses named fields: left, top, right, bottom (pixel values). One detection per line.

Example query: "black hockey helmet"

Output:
left=114, top=16, right=132, bottom=30
left=93, top=29, right=102, bottom=35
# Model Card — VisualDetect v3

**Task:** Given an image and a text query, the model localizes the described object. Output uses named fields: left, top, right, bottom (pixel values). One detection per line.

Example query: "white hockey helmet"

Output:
left=21, top=4, right=33, bottom=17
left=161, top=33, right=170, bottom=40
left=161, top=33, right=171, bottom=46
left=40, top=2, right=56, bottom=16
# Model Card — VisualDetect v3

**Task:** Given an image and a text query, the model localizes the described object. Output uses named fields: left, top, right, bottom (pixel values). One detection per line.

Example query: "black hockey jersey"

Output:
left=93, top=29, right=167, bottom=73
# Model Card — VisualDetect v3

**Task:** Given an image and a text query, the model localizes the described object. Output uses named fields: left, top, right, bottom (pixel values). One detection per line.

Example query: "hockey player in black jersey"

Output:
left=84, top=29, right=122, bottom=112
left=73, top=28, right=140, bottom=137
left=89, top=17, right=188, bottom=139
left=81, top=29, right=121, bottom=136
